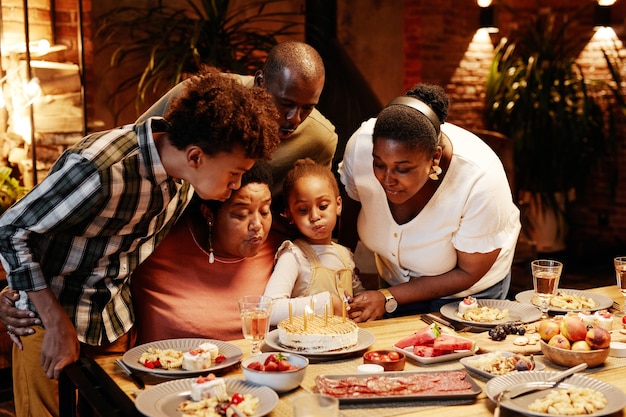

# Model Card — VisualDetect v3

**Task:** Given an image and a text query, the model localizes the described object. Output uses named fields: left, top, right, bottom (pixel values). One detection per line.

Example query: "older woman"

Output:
left=0, top=162, right=338, bottom=344
left=339, top=84, right=521, bottom=322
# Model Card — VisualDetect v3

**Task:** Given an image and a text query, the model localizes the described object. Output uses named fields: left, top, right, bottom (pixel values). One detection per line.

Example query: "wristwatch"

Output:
left=378, top=288, right=398, bottom=313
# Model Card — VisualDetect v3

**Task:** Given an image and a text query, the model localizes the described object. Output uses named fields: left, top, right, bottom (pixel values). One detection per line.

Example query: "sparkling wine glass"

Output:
left=531, top=259, right=563, bottom=318
left=614, top=257, right=626, bottom=311
left=238, top=295, right=272, bottom=355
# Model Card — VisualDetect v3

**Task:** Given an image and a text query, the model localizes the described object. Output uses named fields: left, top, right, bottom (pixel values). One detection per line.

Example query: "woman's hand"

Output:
left=0, top=286, right=41, bottom=349
left=347, top=290, right=386, bottom=322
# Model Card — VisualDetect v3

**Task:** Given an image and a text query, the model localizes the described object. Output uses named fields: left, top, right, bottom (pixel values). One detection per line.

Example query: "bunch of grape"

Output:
left=488, top=322, right=526, bottom=341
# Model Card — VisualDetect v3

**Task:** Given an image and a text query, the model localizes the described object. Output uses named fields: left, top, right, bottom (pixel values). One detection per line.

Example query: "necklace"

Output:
left=186, top=218, right=246, bottom=264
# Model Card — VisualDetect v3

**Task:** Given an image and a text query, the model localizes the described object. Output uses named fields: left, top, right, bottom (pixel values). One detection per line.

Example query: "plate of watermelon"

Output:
left=392, top=323, right=478, bottom=364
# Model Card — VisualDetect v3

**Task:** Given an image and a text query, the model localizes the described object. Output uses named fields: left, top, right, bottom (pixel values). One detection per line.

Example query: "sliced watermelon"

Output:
left=413, top=345, right=437, bottom=357
left=432, top=334, right=475, bottom=352
left=395, top=323, right=441, bottom=349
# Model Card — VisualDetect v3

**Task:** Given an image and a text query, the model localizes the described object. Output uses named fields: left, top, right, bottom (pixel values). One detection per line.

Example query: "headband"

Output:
left=386, top=96, right=441, bottom=137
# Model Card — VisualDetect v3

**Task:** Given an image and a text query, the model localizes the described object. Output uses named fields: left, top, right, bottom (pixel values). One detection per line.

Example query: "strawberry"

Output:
left=278, top=360, right=292, bottom=371
left=264, top=354, right=277, bottom=366
left=264, top=361, right=279, bottom=372
left=246, top=361, right=263, bottom=371
left=214, top=354, right=227, bottom=363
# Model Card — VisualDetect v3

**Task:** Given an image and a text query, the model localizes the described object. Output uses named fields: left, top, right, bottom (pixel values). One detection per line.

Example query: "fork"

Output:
left=421, top=313, right=472, bottom=332
left=212, top=381, right=246, bottom=417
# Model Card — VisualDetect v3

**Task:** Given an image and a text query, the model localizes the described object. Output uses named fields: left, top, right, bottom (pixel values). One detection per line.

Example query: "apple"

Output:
left=585, top=326, right=611, bottom=349
left=571, top=340, right=592, bottom=351
left=538, top=319, right=561, bottom=342
left=548, top=334, right=571, bottom=350
left=559, top=315, right=587, bottom=342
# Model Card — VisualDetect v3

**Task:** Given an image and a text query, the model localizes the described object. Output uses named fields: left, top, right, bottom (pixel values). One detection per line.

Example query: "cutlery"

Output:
left=422, top=313, right=489, bottom=333
left=115, top=359, right=145, bottom=389
left=493, top=363, right=588, bottom=417
left=212, top=380, right=246, bottom=417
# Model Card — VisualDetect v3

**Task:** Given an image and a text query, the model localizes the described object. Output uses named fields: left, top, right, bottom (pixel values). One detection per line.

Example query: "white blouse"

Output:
left=338, top=119, right=521, bottom=297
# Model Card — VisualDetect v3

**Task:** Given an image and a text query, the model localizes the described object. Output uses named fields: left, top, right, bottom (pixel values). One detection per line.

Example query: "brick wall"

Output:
left=403, top=0, right=626, bottom=253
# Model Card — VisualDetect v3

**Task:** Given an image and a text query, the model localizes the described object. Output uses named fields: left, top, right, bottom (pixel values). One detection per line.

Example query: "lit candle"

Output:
left=324, top=303, right=328, bottom=326
left=342, top=297, right=346, bottom=322
left=289, top=300, right=293, bottom=324
left=303, top=306, right=308, bottom=331
left=310, top=298, right=315, bottom=316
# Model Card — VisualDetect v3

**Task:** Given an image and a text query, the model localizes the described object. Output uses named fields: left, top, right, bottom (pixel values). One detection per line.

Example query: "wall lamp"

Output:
left=595, top=0, right=616, bottom=28
left=478, top=0, right=499, bottom=33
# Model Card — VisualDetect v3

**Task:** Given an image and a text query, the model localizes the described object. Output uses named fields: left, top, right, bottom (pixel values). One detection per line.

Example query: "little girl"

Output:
left=264, top=158, right=364, bottom=325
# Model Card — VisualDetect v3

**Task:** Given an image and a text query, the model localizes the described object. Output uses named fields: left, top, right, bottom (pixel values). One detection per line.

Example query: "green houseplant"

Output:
left=96, top=0, right=302, bottom=118
left=484, top=10, right=610, bottom=252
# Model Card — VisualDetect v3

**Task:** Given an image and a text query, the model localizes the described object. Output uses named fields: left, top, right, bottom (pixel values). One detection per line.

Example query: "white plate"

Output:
left=123, top=338, right=243, bottom=377
left=515, top=289, right=613, bottom=313
left=485, top=371, right=626, bottom=417
left=459, top=351, right=545, bottom=379
left=440, top=299, right=542, bottom=327
left=393, top=334, right=478, bottom=364
left=135, top=377, right=278, bottom=417
left=264, top=328, right=375, bottom=358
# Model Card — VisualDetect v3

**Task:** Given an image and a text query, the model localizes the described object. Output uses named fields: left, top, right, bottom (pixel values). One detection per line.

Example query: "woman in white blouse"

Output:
left=338, top=83, right=521, bottom=322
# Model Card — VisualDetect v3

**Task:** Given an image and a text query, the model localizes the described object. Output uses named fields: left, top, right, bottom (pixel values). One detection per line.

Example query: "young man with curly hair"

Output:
left=0, top=66, right=280, bottom=417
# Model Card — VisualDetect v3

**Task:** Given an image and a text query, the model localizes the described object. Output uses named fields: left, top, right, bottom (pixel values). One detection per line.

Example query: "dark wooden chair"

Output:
left=59, top=357, right=142, bottom=417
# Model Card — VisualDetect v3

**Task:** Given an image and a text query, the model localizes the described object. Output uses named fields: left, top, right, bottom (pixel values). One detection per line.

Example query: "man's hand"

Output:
left=347, top=290, right=386, bottom=322
left=0, top=286, right=41, bottom=349
left=29, top=288, right=80, bottom=379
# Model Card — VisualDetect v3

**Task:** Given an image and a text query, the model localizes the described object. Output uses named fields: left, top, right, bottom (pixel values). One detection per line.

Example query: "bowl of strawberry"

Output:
left=363, top=349, right=406, bottom=371
left=242, top=352, right=308, bottom=392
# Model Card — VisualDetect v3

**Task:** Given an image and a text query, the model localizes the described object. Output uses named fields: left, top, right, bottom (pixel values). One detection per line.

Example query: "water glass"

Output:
left=614, top=257, right=626, bottom=311
left=238, top=295, right=272, bottom=355
left=531, top=259, right=563, bottom=318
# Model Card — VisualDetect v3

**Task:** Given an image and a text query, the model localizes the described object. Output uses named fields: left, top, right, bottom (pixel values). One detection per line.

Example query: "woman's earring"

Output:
left=429, top=165, right=443, bottom=181
left=207, top=220, right=215, bottom=264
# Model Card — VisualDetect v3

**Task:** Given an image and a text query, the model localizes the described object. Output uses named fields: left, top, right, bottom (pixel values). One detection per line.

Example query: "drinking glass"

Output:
left=238, top=295, right=272, bottom=355
left=531, top=259, right=563, bottom=318
left=614, top=257, right=626, bottom=311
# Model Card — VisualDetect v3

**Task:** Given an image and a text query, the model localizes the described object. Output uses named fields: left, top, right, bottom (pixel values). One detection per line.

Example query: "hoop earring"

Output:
left=429, top=165, right=443, bottom=181
left=207, top=220, right=215, bottom=264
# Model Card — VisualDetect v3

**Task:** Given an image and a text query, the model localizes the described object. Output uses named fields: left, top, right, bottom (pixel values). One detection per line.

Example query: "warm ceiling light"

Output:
left=477, top=0, right=492, bottom=6
left=594, top=1, right=613, bottom=28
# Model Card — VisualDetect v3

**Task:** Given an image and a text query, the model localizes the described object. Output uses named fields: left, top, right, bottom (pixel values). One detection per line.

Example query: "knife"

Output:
left=115, top=359, right=145, bottom=389
left=425, top=313, right=490, bottom=332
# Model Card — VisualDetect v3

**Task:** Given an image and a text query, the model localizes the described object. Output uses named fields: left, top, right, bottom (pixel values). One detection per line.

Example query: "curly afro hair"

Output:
left=165, top=66, right=281, bottom=160
left=282, top=158, right=339, bottom=209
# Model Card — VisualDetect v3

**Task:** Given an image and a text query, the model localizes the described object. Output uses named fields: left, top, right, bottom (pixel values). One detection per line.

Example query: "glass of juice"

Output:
left=238, top=295, right=272, bottom=355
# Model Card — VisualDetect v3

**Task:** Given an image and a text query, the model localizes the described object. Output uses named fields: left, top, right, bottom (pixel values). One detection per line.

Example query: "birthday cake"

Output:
left=277, top=314, right=359, bottom=353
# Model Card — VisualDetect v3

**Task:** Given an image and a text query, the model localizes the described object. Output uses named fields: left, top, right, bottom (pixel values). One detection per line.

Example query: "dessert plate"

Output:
left=515, top=289, right=613, bottom=313
left=440, top=299, right=542, bottom=327
left=123, top=338, right=243, bottom=377
left=135, top=377, right=278, bottom=417
left=460, top=351, right=545, bottom=379
left=264, top=328, right=375, bottom=358
left=485, top=371, right=626, bottom=417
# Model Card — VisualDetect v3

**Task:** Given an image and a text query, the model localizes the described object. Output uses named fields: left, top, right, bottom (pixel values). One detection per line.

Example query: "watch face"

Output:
left=385, top=299, right=398, bottom=313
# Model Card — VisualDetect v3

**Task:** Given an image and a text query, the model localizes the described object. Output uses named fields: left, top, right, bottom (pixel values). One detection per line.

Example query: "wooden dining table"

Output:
left=87, top=285, right=626, bottom=417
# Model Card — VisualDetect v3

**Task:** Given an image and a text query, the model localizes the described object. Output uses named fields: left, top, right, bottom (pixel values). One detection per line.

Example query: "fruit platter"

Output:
left=392, top=323, right=478, bottom=364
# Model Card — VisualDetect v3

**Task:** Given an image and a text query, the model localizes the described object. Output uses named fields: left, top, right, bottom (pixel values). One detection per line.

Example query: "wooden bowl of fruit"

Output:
left=363, top=349, right=405, bottom=371
left=242, top=352, right=308, bottom=392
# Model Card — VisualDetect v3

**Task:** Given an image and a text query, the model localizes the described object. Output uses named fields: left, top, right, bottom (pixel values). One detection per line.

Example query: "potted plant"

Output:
left=95, top=0, right=302, bottom=119
left=484, top=9, right=610, bottom=253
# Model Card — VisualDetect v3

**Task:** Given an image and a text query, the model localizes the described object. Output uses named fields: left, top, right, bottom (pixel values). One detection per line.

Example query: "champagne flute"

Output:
left=614, top=257, right=626, bottom=312
left=531, top=259, right=563, bottom=318
left=238, top=295, right=272, bottom=355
